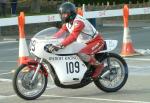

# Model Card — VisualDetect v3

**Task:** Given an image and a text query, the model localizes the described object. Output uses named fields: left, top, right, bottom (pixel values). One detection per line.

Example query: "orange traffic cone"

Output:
left=120, top=5, right=139, bottom=57
left=18, top=12, right=30, bottom=65
left=77, top=4, right=85, bottom=17
left=77, top=7, right=83, bottom=16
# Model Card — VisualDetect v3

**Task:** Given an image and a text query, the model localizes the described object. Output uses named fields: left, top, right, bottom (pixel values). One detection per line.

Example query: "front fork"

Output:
left=31, top=58, right=43, bottom=83
left=106, top=53, right=111, bottom=68
left=101, top=53, right=111, bottom=78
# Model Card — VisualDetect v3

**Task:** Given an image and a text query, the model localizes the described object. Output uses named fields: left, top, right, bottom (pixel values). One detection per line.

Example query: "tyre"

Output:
left=13, top=64, right=48, bottom=100
left=94, top=53, right=128, bottom=92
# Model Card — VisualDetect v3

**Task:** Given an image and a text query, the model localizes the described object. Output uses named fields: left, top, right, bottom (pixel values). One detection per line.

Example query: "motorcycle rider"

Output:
left=45, top=2, right=104, bottom=79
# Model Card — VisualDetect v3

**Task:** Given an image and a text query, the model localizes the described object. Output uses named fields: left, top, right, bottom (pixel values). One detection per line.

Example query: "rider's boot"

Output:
left=88, top=56, right=104, bottom=79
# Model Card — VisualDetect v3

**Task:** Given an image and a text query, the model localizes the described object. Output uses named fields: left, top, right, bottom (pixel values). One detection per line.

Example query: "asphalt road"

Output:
left=0, top=25, right=150, bottom=103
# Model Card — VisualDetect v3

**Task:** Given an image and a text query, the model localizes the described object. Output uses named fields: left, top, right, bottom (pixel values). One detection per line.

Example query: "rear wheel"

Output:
left=94, top=53, right=128, bottom=92
left=13, top=64, right=48, bottom=100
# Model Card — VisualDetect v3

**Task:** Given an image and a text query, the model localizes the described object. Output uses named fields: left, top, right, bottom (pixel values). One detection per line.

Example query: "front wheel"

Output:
left=13, top=64, right=48, bottom=100
left=94, top=53, right=128, bottom=92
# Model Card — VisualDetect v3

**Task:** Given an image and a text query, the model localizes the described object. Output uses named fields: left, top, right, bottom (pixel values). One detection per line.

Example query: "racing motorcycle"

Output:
left=13, top=27, right=128, bottom=100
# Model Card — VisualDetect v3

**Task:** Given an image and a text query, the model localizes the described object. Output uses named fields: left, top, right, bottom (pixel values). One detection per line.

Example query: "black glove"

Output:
left=44, top=44, right=64, bottom=53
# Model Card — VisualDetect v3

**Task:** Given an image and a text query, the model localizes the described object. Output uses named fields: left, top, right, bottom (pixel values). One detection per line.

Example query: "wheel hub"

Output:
left=21, top=71, right=39, bottom=90
left=102, top=66, right=118, bottom=81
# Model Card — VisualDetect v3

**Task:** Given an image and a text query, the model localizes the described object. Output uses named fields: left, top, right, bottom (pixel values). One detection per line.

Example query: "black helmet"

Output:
left=59, top=2, right=77, bottom=23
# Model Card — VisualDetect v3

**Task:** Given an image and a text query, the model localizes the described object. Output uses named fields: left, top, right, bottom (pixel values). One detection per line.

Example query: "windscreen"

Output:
left=33, top=27, right=69, bottom=40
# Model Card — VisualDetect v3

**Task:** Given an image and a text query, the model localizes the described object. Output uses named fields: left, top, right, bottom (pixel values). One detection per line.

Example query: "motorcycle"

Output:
left=13, top=27, right=128, bottom=100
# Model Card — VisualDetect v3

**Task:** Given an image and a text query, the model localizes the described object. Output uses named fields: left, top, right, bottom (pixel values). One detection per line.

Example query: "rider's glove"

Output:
left=44, top=44, right=64, bottom=53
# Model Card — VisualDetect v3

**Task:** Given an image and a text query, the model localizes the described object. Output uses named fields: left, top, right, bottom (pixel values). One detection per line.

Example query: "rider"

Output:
left=46, top=2, right=105, bottom=79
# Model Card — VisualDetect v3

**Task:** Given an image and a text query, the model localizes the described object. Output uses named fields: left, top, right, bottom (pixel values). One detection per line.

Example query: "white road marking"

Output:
left=0, top=72, right=13, bottom=76
left=0, top=78, right=12, bottom=82
left=0, top=48, right=18, bottom=51
left=0, top=94, right=149, bottom=103
left=103, top=31, right=122, bottom=35
left=142, top=27, right=150, bottom=29
left=46, top=85, right=57, bottom=90
left=129, top=66, right=150, bottom=69
left=0, top=41, right=18, bottom=44
left=0, top=61, right=16, bottom=63
left=0, top=95, right=8, bottom=99
left=0, top=95, right=16, bottom=100
left=125, top=58, right=150, bottom=61
left=42, top=95, right=150, bottom=103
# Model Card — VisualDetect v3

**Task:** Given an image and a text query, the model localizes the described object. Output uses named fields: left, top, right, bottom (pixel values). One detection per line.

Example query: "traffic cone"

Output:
left=18, top=12, right=30, bottom=65
left=77, top=4, right=85, bottom=17
left=120, top=5, right=139, bottom=57
left=77, top=7, right=83, bottom=16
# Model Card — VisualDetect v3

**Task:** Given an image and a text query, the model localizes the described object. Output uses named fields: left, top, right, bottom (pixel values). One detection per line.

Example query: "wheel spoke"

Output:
left=13, top=64, right=48, bottom=100
left=95, top=54, right=127, bottom=91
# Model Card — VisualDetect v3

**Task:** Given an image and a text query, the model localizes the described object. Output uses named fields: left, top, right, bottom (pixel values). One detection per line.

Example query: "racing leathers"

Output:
left=53, top=15, right=104, bottom=79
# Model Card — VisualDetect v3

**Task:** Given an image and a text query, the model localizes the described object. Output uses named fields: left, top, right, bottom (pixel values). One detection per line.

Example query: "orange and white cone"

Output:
left=76, top=4, right=85, bottom=17
left=120, top=5, right=139, bottom=57
left=18, top=12, right=30, bottom=65
left=77, top=7, right=83, bottom=16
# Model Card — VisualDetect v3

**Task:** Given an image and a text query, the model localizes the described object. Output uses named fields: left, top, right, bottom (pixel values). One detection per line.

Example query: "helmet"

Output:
left=59, top=2, right=77, bottom=23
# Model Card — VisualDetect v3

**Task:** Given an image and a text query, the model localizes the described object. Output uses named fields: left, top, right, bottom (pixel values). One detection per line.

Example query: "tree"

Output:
left=30, top=0, right=41, bottom=13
